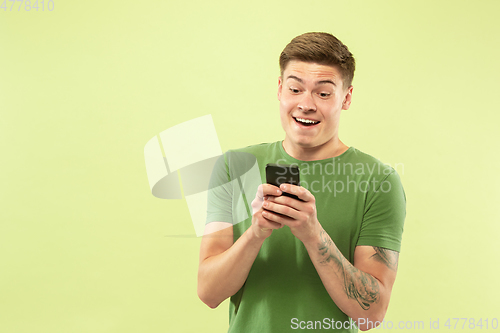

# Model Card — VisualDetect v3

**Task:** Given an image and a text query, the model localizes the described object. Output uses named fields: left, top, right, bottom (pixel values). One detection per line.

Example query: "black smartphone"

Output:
left=265, top=163, right=300, bottom=200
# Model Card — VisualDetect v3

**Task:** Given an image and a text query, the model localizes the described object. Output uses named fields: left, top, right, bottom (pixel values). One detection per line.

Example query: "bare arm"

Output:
left=263, top=184, right=399, bottom=330
left=197, top=184, right=283, bottom=308
left=304, top=231, right=398, bottom=330
left=197, top=222, right=263, bottom=308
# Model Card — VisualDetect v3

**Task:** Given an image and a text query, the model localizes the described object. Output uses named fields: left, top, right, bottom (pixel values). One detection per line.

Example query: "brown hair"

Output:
left=279, top=32, right=355, bottom=89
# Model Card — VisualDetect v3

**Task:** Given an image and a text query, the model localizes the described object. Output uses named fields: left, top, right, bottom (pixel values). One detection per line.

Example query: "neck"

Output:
left=282, top=137, right=349, bottom=161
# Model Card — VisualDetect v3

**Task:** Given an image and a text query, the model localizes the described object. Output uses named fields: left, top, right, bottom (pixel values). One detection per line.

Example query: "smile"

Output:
left=294, top=117, right=320, bottom=126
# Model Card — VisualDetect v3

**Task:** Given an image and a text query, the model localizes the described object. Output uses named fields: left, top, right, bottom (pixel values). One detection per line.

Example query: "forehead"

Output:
left=283, top=61, right=344, bottom=87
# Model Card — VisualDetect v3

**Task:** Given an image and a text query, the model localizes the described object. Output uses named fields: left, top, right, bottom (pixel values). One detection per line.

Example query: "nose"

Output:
left=297, top=92, right=316, bottom=112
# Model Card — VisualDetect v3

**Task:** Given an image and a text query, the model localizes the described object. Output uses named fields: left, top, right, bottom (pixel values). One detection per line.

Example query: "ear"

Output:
left=342, top=85, right=353, bottom=110
left=277, top=76, right=283, bottom=101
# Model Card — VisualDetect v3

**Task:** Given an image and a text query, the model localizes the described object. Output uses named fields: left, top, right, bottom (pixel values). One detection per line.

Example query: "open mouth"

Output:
left=294, top=117, right=320, bottom=126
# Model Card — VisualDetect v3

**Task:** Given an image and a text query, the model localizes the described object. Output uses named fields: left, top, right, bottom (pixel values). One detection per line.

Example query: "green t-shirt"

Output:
left=206, top=141, right=406, bottom=333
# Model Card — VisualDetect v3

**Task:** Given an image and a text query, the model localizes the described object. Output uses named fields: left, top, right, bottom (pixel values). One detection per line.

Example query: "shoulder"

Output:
left=345, top=147, right=393, bottom=171
left=342, top=147, right=397, bottom=179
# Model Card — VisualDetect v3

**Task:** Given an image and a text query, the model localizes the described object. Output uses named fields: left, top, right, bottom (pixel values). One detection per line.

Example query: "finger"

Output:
left=266, top=194, right=304, bottom=210
left=254, top=184, right=283, bottom=211
left=258, top=211, right=284, bottom=229
left=251, top=188, right=264, bottom=212
left=262, top=209, right=294, bottom=225
left=261, top=219, right=283, bottom=229
left=259, top=183, right=282, bottom=197
left=253, top=184, right=283, bottom=213
left=262, top=200, right=300, bottom=220
left=279, top=184, right=313, bottom=202
left=255, top=185, right=264, bottom=200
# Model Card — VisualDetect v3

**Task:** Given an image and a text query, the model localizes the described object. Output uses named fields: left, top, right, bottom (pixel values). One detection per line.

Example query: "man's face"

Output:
left=278, top=61, right=353, bottom=156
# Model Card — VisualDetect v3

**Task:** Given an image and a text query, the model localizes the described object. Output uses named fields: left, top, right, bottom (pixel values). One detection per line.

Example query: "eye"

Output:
left=289, top=87, right=300, bottom=94
left=319, top=92, right=330, bottom=98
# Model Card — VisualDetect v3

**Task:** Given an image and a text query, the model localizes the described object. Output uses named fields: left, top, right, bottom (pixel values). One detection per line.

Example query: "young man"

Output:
left=198, top=32, right=406, bottom=332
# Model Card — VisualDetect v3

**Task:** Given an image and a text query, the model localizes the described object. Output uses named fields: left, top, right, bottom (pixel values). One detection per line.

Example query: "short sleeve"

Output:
left=357, top=170, right=406, bottom=252
left=205, top=154, right=234, bottom=224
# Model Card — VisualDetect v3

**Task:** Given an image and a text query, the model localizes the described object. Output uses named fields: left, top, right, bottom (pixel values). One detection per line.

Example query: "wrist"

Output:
left=247, top=225, right=269, bottom=245
left=302, top=223, right=323, bottom=249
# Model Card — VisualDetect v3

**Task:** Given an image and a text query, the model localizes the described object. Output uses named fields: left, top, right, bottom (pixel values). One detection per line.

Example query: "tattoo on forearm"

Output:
left=317, top=230, right=380, bottom=310
left=370, top=247, right=399, bottom=271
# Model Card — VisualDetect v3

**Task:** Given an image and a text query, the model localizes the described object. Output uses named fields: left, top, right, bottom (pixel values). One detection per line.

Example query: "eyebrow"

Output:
left=286, top=75, right=336, bottom=86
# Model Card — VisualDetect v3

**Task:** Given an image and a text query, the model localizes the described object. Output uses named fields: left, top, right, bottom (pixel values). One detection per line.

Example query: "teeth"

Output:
left=295, top=117, right=319, bottom=124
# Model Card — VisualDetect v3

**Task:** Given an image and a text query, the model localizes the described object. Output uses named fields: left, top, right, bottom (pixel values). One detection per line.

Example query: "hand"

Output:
left=250, top=184, right=284, bottom=239
left=262, top=183, right=321, bottom=244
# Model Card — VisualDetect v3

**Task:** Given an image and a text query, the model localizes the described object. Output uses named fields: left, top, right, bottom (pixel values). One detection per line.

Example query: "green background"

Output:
left=1, top=0, right=499, bottom=332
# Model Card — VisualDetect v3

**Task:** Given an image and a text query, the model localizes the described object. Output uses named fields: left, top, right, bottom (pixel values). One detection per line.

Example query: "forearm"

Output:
left=304, top=229, right=390, bottom=330
left=198, top=227, right=265, bottom=309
